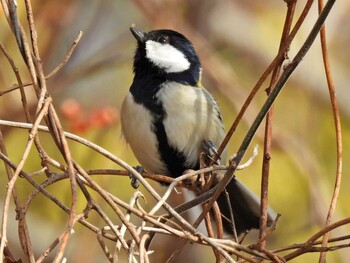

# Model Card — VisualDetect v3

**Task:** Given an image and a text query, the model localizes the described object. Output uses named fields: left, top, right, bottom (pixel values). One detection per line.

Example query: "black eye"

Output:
left=157, top=35, right=169, bottom=44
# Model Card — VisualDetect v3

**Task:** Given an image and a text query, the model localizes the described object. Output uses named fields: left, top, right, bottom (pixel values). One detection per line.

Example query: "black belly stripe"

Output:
left=153, top=118, right=190, bottom=178
left=131, top=84, right=194, bottom=177
left=130, top=73, right=201, bottom=178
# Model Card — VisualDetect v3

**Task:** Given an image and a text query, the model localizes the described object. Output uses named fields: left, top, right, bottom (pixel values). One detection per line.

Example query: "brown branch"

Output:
left=273, top=234, right=350, bottom=253
left=97, top=228, right=114, bottom=263
left=1, top=3, right=66, bottom=261
left=284, top=217, right=350, bottom=261
left=74, top=162, right=141, bottom=246
left=47, top=105, right=79, bottom=263
left=0, top=149, right=211, bottom=258
left=317, top=0, right=343, bottom=262
left=0, top=96, right=52, bottom=263
left=0, top=38, right=35, bottom=263
left=0, top=30, right=83, bottom=97
left=259, top=0, right=296, bottom=249
left=216, top=0, right=315, bottom=159
left=45, top=31, right=84, bottom=78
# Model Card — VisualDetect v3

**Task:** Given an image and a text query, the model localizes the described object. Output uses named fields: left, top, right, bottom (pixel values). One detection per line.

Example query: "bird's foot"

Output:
left=202, top=139, right=221, bottom=165
left=129, top=165, right=144, bottom=189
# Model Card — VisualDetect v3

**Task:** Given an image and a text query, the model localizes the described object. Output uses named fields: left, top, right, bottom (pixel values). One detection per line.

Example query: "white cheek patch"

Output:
left=146, top=40, right=190, bottom=73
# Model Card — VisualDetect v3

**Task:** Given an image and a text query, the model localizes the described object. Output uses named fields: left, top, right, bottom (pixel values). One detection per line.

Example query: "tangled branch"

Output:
left=0, top=0, right=346, bottom=263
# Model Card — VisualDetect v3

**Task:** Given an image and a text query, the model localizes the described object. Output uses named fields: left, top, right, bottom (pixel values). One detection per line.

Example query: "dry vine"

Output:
left=0, top=0, right=347, bottom=263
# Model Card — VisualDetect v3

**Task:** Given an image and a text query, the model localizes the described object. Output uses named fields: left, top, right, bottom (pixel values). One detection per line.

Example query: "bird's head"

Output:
left=130, top=27, right=202, bottom=86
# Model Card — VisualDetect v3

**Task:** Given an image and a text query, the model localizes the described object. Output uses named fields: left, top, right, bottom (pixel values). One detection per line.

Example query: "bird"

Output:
left=121, top=26, right=276, bottom=236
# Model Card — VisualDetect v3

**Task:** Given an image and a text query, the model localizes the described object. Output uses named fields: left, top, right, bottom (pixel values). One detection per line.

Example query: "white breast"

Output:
left=120, top=93, right=167, bottom=174
left=156, top=82, right=226, bottom=167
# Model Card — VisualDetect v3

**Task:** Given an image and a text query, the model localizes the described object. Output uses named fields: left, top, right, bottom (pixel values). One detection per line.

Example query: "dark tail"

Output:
left=216, top=178, right=277, bottom=236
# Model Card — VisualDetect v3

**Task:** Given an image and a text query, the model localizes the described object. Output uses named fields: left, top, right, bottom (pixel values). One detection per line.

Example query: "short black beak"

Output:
left=130, top=27, right=145, bottom=43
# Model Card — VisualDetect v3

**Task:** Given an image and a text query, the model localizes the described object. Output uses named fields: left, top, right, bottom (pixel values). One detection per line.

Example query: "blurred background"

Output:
left=0, top=0, right=349, bottom=262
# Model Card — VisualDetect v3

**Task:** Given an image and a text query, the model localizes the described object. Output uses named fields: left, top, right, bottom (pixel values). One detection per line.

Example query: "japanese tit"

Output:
left=121, top=27, right=276, bottom=236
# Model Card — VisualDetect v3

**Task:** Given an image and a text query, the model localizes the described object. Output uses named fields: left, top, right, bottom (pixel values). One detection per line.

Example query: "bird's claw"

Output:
left=202, top=140, right=221, bottom=165
left=129, top=165, right=144, bottom=189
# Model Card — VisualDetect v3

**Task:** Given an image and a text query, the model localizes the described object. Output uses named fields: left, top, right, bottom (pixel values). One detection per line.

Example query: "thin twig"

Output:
left=0, top=119, right=250, bottom=262
left=0, top=34, right=36, bottom=263
left=97, top=228, right=114, bottom=263
left=74, top=162, right=141, bottom=246
left=215, top=0, right=315, bottom=160
left=0, top=28, right=83, bottom=96
left=284, top=217, right=350, bottom=261
left=0, top=97, right=52, bottom=263
left=139, top=234, right=151, bottom=263
left=259, top=0, right=296, bottom=249
left=273, top=234, right=350, bottom=253
left=317, top=1, right=342, bottom=262
left=46, top=31, right=84, bottom=78
left=170, top=0, right=336, bottom=260
left=115, top=192, right=141, bottom=254
left=47, top=105, right=78, bottom=263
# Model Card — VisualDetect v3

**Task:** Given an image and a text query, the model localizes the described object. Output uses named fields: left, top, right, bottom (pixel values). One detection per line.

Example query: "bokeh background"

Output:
left=0, top=0, right=349, bottom=262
